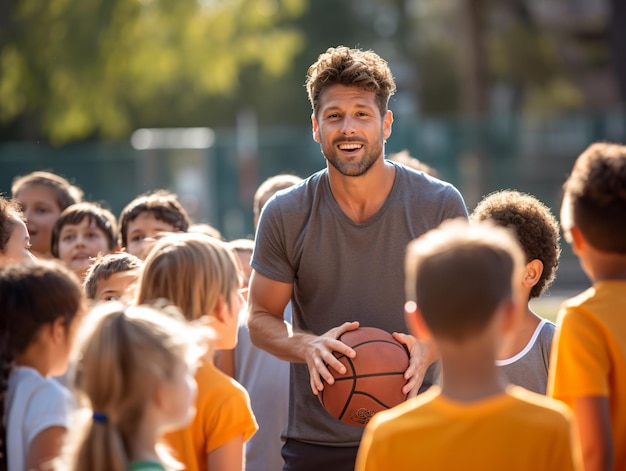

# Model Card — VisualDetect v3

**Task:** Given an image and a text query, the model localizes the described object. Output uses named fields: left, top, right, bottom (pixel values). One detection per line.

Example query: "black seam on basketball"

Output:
left=352, top=391, right=395, bottom=409
left=333, top=371, right=405, bottom=381
left=337, top=365, right=358, bottom=421
left=346, top=339, right=408, bottom=352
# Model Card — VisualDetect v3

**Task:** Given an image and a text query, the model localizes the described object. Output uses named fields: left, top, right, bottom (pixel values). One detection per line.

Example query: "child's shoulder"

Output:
left=560, top=281, right=626, bottom=330
left=507, top=385, right=573, bottom=425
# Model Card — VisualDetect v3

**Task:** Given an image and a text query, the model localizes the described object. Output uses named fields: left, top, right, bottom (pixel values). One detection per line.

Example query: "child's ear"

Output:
left=212, top=295, right=229, bottom=323
left=522, top=259, right=543, bottom=289
left=404, top=301, right=432, bottom=340
left=569, top=226, right=587, bottom=255
left=51, top=317, right=67, bottom=343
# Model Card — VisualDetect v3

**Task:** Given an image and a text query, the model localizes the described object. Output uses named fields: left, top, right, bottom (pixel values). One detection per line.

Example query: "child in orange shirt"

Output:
left=136, top=233, right=257, bottom=471
left=548, top=142, right=626, bottom=470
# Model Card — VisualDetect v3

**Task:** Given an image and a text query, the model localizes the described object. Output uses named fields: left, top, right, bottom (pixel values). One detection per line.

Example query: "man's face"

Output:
left=312, top=84, right=393, bottom=178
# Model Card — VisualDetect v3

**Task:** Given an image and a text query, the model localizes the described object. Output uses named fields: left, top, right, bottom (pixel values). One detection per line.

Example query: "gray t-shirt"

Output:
left=251, top=162, right=467, bottom=446
left=496, top=318, right=556, bottom=394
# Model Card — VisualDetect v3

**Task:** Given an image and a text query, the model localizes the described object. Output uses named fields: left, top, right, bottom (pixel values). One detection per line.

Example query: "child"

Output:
left=548, top=142, right=626, bottom=470
left=216, top=174, right=301, bottom=471
left=0, top=196, right=34, bottom=266
left=83, top=252, right=143, bottom=302
left=470, top=190, right=560, bottom=394
left=11, top=171, right=83, bottom=259
left=136, top=233, right=258, bottom=471
left=355, top=218, right=581, bottom=471
left=51, top=202, right=118, bottom=279
left=67, top=301, right=206, bottom=471
left=0, top=259, right=85, bottom=471
left=118, top=190, right=190, bottom=260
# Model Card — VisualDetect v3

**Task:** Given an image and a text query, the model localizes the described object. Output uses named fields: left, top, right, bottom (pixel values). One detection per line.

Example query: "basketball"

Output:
left=318, top=326, right=410, bottom=427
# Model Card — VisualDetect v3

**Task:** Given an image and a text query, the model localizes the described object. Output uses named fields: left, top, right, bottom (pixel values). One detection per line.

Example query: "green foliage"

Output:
left=0, top=0, right=307, bottom=143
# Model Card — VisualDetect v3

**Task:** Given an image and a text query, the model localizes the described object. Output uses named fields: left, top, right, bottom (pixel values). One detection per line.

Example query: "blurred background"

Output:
left=1, top=0, right=624, bottom=299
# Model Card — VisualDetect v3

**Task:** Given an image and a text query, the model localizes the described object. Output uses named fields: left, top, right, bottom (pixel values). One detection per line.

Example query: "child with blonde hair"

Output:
left=67, top=302, right=206, bottom=471
left=11, top=170, right=83, bottom=259
left=0, top=260, right=85, bottom=471
left=136, top=233, right=258, bottom=471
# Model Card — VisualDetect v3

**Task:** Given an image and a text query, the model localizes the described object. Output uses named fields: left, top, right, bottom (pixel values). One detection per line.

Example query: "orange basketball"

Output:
left=318, top=327, right=410, bottom=427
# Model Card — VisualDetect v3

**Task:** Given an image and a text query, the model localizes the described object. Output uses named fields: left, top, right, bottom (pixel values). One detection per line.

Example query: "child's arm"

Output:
left=208, top=434, right=245, bottom=471
left=26, top=426, right=66, bottom=470
left=574, top=396, right=613, bottom=471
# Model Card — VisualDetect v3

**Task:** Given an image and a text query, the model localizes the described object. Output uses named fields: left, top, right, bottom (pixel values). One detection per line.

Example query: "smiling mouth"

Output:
left=338, top=143, right=363, bottom=152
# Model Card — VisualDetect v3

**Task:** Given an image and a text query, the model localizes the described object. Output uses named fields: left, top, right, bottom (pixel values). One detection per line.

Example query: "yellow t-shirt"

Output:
left=548, top=280, right=626, bottom=470
left=355, top=386, right=581, bottom=471
left=163, top=360, right=258, bottom=471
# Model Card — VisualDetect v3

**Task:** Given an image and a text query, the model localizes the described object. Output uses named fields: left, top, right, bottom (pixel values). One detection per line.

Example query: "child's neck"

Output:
left=496, top=307, right=541, bottom=361
left=438, top=338, right=507, bottom=403
left=15, top=343, right=54, bottom=377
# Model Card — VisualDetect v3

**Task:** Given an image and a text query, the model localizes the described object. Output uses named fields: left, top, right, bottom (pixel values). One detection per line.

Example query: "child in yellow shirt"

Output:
left=548, top=142, right=626, bottom=470
left=356, top=218, right=581, bottom=471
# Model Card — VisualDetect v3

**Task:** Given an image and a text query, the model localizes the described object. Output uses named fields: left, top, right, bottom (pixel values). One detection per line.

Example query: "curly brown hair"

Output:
left=0, top=197, right=23, bottom=254
left=563, top=142, right=626, bottom=254
left=470, top=190, right=561, bottom=299
left=306, top=46, right=396, bottom=119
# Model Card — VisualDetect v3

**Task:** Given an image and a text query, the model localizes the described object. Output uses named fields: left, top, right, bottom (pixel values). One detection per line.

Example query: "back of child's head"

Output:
left=84, top=253, right=144, bottom=300
left=405, top=218, right=525, bottom=342
left=388, top=149, right=440, bottom=178
left=118, top=190, right=190, bottom=248
left=188, top=223, right=223, bottom=240
left=51, top=202, right=118, bottom=258
left=253, top=174, right=303, bottom=228
left=11, top=170, right=83, bottom=210
left=68, top=302, right=207, bottom=471
left=0, top=196, right=25, bottom=253
left=470, top=190, right=561, bottom=299
left=0, top=259, right=84, bottom=468
left=562, top=142, right=626, bottom=253
left=136, top=233, right=240, bottom=322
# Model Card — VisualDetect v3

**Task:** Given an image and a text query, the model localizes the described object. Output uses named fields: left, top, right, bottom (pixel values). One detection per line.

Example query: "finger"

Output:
left=327, top=337, right=356, bottom=360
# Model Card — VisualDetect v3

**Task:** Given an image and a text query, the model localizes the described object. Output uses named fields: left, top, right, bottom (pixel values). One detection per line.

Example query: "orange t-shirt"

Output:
left=548, top=281, right=626, bottom=470
left=356, top=386, right=581, bottom=471
left=163, top=360, right=258, bottom=471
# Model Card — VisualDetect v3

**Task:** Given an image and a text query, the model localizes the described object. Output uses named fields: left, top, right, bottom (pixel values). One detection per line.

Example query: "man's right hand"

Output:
left=305, top=321, right=360, bottom=395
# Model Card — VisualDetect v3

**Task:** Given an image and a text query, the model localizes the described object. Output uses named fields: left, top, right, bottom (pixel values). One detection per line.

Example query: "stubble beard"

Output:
left=323, top=140, right=384, bottom=177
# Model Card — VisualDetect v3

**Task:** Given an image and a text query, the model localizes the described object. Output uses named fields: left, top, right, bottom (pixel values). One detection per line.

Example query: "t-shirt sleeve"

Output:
left=548, top=306, right=610, bottom=402
left=23, top=380, right=74, bottom=445
left=204, top=381, right=258, bottom=453
left=251, top=197, right=295, bottom=284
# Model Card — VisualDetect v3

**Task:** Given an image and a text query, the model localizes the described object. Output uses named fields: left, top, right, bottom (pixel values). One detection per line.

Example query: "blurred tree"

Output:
left=0, top=0, right=306, bottom=143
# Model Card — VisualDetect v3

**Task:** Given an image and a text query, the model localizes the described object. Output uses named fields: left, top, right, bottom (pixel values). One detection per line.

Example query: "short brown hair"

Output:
left=118, top=190, right=190, bottom=249
left=562, top=142, right=626, bottom=253
left=51, top=202, right=118, bottom=258
left=405, top=218, right=524, bottom=342
left=12, top=170, right=83, bottom=211
left=470, top=190, right=561, bottom=299
left=306, top=46, right=396, bottom=119
left=83, top=252, right=143, bottom=299
left=253, top=174, right=303, bottom=228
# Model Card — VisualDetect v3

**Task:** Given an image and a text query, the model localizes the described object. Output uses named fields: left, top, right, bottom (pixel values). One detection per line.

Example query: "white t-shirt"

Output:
left=4, top=366, right=75, bottom=471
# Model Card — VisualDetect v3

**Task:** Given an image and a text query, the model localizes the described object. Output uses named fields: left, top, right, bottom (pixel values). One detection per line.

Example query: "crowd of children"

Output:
left=0, top=139, right=624, bottom=471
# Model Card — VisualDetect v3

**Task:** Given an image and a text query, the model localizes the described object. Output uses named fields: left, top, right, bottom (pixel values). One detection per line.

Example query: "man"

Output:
left=248, top=46, right=467, bottom=471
